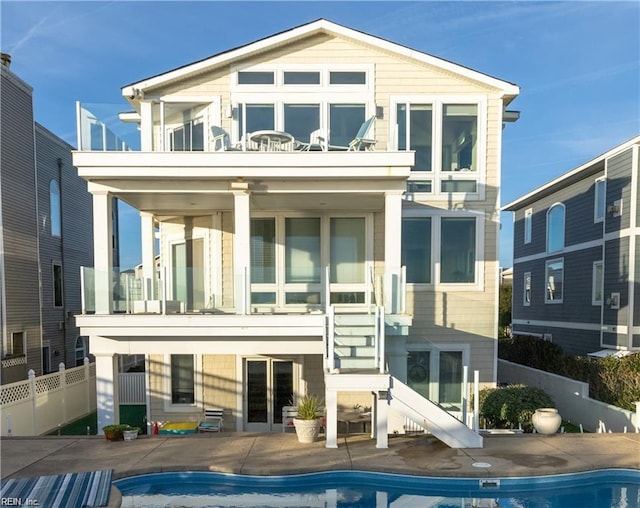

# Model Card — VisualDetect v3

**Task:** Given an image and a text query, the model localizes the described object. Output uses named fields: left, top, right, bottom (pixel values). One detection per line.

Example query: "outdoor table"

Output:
left=249, top=130, right=295, bottom=151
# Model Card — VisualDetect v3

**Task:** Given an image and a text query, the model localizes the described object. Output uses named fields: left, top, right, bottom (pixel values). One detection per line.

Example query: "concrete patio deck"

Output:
left=2, top=432, right=639, bottom=483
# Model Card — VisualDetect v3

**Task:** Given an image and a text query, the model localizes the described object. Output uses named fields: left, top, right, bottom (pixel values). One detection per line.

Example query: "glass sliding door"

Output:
left=439, top=351, right=463, bottom=411
left=285, top=218, right=321, bottom=305
left=171, top=238, right=204, bottom=311
left=251, top=218, right=277, bottom=305
left=245, top=359, right=294, bottom=432
left=330, top=217, right=366, bottom=305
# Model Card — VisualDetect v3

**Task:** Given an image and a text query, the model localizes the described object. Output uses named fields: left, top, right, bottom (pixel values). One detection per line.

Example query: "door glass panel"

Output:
left=439, top=351, right=463, bottom=409
left=171, top=354, right=194, bottom=404
left=247, top=361, right=267, bottom=423
left=273, top=361, right=293, bottom=424
left=285, top=218, right=321, bottom=283
left=407, top=351, right=430, bottom=398
left=251, top=219, right=276, bottom=283
left=440, top=218, right=475, bottom=283
left=330, top=218, right=365, bottom=283
left=172, top=238, right=204, bottom=311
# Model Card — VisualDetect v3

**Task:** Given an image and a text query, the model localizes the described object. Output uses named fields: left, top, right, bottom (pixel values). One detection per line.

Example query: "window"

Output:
left=169, top=118, right=204, bottom=151
left=50, top=180, right=61, bottom=237
left=440, top=218, right=476, bottom=283
left=11, top=331, right=25, bottom=356
left=284, top=71, right=320, bottom=85
left=394, top=99, right=483, bottom=196
left=42, top=345, right=51, bottom=374
left=524, top=208, right=532, bottom=244
left=238, top=71, right=274, bottom=85
left=284, top=104, right=320, bottom=144
left=406, top=181, right=432, bottom=193
left=329, top=71, right=366, bottom=85
left=329, top=104, right=365, bottom=147
left=595, top=178, right=606, bottom=223
left=239, top=104, right=275, bottom=140
left=53, top=264, right=63, bottom=307
left=592, top=261, right=603, bottom=305
left=545, top=259, right=564, bottom=303
left=75, top=336, right=88, bottom=366
left=171, top=354, right=195, bottom=404
left=523, top=272, right=531, bottom=306
left=401, top=218, right=432, bottom=283
left=546, top=204, right=565, bottom=253
left=439, top=351, right=463, bottom=408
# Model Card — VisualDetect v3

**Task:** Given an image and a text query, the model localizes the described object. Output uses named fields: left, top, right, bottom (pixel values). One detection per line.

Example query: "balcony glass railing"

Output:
left=76, top=102, right=140, bottom=152
left=80, top=265, right=406, bottom=316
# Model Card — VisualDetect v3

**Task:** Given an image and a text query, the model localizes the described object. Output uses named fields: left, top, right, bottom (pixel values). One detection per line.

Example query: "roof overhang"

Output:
left=121, top=19, right=520, bottom=102
left=503, top=135, right=640, bottom=211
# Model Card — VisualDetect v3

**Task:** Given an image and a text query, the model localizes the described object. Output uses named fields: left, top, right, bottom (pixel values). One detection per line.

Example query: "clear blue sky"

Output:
left=3, top=1, right=639, bottom=270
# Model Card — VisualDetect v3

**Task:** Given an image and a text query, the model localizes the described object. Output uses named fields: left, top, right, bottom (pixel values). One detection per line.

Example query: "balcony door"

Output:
left=245, top=358, right=294, bottom=432
left=171, top=238, right=204, bottom=311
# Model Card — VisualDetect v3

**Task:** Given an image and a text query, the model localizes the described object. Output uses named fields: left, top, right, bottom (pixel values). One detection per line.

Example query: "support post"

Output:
left=375, top=390, right=388, bottom=449
left=232, top=186, right=251, bottom=314
left=384, top=192, right=403, bottom=313
left=92, top=192, right=113, bottom=314
left=325, top=389, right=338, bottom=448
left=473, top=370, right=480, bottom=431
left=95, top=353, right=120, bottom=433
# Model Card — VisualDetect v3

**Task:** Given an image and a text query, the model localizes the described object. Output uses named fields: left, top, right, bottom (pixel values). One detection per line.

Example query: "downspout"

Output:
left=57, top=157, right=68, bottom=364
left=33, top=123, right=43, bottom=373
left=0, top=142, right=6, bottom=357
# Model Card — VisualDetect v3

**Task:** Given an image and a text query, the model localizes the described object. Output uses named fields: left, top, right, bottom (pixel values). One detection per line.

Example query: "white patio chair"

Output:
left=198, top=408, right=224, bottom=432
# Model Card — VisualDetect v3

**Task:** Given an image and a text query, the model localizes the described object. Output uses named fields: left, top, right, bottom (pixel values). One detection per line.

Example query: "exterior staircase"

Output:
left=332, top=312, right=378, bottom=370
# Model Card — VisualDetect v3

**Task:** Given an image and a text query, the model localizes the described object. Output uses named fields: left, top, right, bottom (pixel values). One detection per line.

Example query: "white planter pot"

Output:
left=123, top=430, right=139, bottom=441
left=293, top=418, right=321, bottom=443
left=532, top=408, right=561, bottom=435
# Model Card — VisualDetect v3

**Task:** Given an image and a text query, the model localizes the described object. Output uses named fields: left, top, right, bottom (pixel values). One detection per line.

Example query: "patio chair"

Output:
left=297, top=128, right=327, bottom=151
left=329, top=116, right=377, bottom=151
left=210, top=126, right=238, bottom=152
left=198, top=408, right=224, bottom=432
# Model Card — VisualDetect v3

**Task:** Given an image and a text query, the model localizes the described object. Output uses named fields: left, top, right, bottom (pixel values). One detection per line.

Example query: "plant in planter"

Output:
left=102, top=424, right=140, bottom=441
left=123, top=426, right=141, bottom=441
left=293, top=394, right=323, bottom=443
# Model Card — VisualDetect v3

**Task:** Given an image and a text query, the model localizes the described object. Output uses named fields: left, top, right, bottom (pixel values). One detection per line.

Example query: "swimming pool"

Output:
left=115, top=469, right=640, bottom=507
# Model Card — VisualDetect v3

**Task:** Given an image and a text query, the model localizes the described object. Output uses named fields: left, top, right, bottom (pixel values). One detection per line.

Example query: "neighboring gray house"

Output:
left=504, top=135, right=640, bottom=356
left=1, top=57, right=95, bottom=383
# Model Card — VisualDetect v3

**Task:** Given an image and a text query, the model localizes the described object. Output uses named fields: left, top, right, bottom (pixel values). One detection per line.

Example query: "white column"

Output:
left=325, top=388, right=338, bottom=448
left=140, top=100, right=154, bottom=151
left=232, top=186, right=251, bottom=313
left=384, top=192, right=403, bottom=313
left=95, top=351, right=120, bottom=433
left=375, top=390, right=388, bottom=449
left=93, top=192, right=113, bottom=314
left=140, top=212, right=156, bottom=300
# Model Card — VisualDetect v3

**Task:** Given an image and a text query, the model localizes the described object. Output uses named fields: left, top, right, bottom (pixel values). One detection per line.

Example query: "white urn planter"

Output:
left=123, top=429, right=139, bottom=441
left=532, top=408, right=561, bottom=435
left=293, top=418, right=322, bottom=443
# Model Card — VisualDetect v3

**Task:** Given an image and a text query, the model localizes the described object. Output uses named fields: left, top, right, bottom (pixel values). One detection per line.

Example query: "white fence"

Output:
left=498, top=359, right=639, bottom=433
left=0, top=358, right=96, bottom=436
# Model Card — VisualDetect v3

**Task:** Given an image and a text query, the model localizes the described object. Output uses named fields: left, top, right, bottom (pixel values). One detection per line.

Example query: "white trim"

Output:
left=503, top=135, right=640, bottom=211
left=512, top=319, right=602, bottom=331
left=122, top=20, right=519, bottom=98
left=513, top=237, right=603, bottom=264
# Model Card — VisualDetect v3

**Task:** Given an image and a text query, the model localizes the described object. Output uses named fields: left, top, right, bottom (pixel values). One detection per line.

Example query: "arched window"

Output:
left=50, top=180, right=61, bottom=237
left=546, top=204, right=565, bottom=253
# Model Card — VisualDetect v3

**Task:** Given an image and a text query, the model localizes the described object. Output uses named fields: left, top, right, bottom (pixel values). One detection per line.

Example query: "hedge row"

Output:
left=499, top=335, right=640, bottom=411
left=477, top=384, right=554, bottom=432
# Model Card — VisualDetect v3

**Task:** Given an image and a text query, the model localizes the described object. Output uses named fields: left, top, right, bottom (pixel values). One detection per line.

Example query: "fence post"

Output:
left=29, top=369, right=37, bottom=435
left=59, top=363, right=67, bottom=425
left=473, top=370, right=480, bottom=431
left=84, top=357, right=91, bottom=414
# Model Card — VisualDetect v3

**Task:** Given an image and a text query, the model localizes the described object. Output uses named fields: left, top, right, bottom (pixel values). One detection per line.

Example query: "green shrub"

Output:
left=499, top=335, right=640, bottom=411
left=478, top=384, right=554, bottom=432
left=295, top=394, right=322, bottom=420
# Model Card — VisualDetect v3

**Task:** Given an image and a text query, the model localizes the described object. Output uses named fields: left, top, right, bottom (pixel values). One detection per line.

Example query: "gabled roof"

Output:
left=503, top=135, right=640, bottom=211
left=122, top=18, right=519, bottom=100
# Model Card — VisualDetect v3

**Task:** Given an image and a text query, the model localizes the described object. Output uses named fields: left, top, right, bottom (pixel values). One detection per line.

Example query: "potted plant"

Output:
left=293, top=394, right=323, bottom=443
left=102, top=424, right=140, bottom=441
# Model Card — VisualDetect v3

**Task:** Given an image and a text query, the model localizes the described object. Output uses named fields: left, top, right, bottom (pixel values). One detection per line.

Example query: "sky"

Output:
left=2, top=1, right=639, bottom=270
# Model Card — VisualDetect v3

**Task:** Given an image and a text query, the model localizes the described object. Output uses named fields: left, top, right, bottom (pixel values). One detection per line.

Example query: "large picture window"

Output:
left=401, top=218, right=432, bottom=283
left=440, top=218, right=476, bottom=283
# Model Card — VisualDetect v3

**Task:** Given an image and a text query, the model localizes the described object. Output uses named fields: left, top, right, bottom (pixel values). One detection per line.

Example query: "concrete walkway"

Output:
left=2, top=432, right=639, bottom=482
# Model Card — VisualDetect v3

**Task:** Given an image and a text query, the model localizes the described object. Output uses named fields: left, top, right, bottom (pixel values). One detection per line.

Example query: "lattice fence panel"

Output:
left=1, top=383, right=31, bottom=405
left=89, top=364, right=96, bottom=377
left=66, top=368, right=86, bottom=385
left=35, top=374, right=61, bottom=394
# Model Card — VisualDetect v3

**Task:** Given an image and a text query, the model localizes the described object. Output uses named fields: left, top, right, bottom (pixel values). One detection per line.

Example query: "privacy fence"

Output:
left=1, top=358, right=96, bottom=436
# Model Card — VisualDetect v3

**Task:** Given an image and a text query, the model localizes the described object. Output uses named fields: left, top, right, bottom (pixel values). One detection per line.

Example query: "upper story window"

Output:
left=50, top=180, right=61, bottom=237
left=53, top=264, right=64, bottom=307
left=401, top=217, right=432, bottom=284
left=238, top=71, right=275, bottom=85
left=524, top=208, right=532, bottom=244
left=546, top=204, right=565, bottom=253
left=523, top=272, right=531, bottom=306
left=440, top=217, right=476, bottom=283
left=392, top=97, right=484, bottom=197
left=11, top=331, right=26, bottom=356
left=594, top=178, right=606, bottom=223
left=284, top=71, right=320, bottom=85
left=329, top=71, right=366, bottom=85
left=592, top=261, right=603, bottom=305
left=545, top=258, right=564, bottom=303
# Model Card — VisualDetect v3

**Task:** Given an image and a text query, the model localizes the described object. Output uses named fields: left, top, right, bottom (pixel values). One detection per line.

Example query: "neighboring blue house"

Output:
left=503, top=136, right=640, bottom=356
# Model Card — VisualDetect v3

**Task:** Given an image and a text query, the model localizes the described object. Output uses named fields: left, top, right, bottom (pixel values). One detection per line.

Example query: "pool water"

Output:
left=115, top=469, right=640, bottom=508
